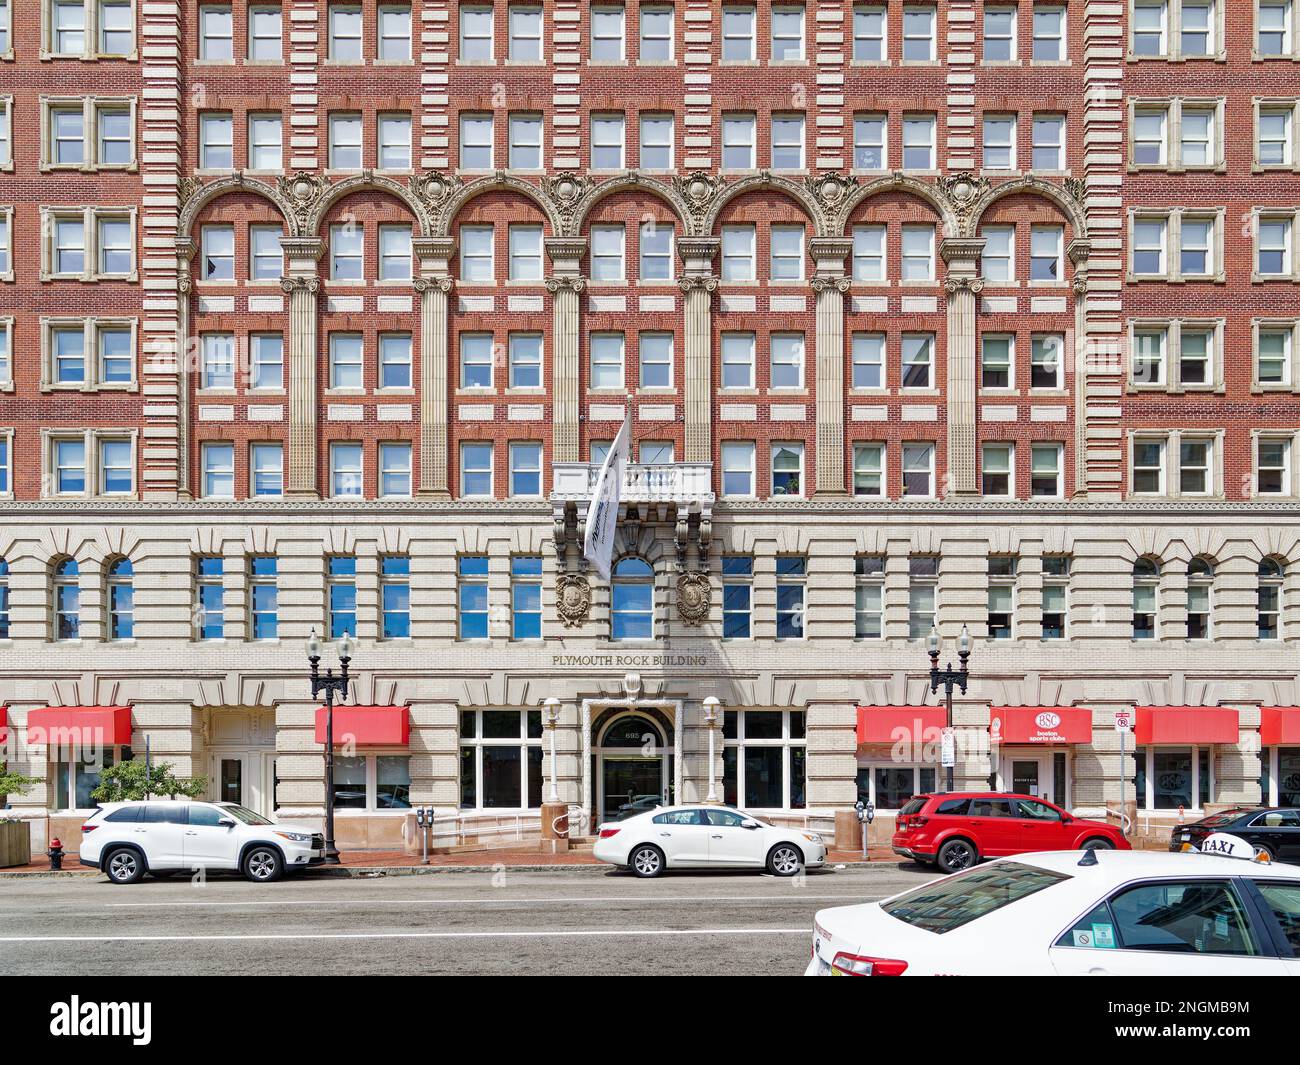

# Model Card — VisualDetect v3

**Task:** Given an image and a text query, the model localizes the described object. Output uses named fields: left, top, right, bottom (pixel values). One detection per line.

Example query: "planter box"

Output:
left=0, top=819, right=31, bottom=868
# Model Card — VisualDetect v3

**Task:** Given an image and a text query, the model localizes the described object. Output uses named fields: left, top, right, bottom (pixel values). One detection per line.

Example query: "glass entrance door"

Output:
left=601, top=757, right=665, bottom=823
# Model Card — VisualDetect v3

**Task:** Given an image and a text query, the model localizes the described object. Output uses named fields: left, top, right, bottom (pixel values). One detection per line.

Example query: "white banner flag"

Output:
left=583, top=408, right=632, bottom=580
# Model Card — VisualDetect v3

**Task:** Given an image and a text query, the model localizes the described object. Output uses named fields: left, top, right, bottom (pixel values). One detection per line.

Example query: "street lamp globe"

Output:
left=338, top=631, right=355, bottom=661
left=306, top=629, right=321, bottom=659
left=927, top=625, right=941, bottom=656
left=543, top=696, right=561, bottom=727
left=958, top=624, right=972, bottom=655
left=702, top=696, right=720, bottom=725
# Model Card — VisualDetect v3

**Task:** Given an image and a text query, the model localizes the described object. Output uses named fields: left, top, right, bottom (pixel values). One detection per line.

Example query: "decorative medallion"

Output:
left=540, top=172, right=596, bottom=230
left=556, top=573, right=592, bottom=627
left=676, top=571, right=711, bottom=626
left=408, top=171, right=465, bottom=212
left=671, top=171, right=727, bottom=230
left=277, top=173, right=333, bottom=230
left=937, top=172, right=991, bottom=227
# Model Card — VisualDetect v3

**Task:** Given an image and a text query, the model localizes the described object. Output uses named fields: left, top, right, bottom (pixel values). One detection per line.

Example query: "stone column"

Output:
left=1067, top=238, right=1092, bottom=498
left=809, top=237, right=854, bottom=495
left=677, top=237, right=720, bottom=463
left=279, top=237, right=324, bottom=498
left=175, top=237, right=196, bottom=499
left=413, top=236, right=456, bottom=496
left=545, top=237, right=588, bottom=463
left=940, top=238, right=985, bottom=497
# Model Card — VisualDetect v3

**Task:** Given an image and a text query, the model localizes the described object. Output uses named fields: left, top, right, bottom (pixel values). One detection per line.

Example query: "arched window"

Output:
left=1259, top=558, right=1285, bottom=640
left=1186, top=557, right=1214, bottom=639
left=106, top=558, right=134, bottom=641
left=0, top=559, right=9, bottom=639
left=1132, top=558, right=1160, bottom=639
left=52, top=558, right=80, bottom=641
left=610, top=557, right=654, bottom=641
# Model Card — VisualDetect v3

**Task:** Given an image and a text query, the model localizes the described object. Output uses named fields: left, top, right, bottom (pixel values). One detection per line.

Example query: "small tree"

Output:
left=0, top=770, right=38, bottom=808
left=90, top=760, right=207, bottom=803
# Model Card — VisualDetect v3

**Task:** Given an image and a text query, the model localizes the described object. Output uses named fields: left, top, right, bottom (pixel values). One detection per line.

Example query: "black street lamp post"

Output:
left=308, top=628, right=353, bottom=865
left=928, top=624, right=973, bottom=793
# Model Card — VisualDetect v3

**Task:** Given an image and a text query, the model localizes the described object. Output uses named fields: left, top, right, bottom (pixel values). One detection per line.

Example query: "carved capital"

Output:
left=943, top=275, right=985, bottom=296
left=413, top=275, right=454, bottom=294
left=676, top=274, right=719, bottom=294
left=810, top=275, right=851, bottom=294
left=544, top=275, right=587, bottom=294
left=279, top=275, right=321, bottom=294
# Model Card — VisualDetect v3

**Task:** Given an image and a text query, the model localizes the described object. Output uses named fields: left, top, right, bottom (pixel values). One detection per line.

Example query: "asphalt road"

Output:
left=0, top=862, right=939, bottom=976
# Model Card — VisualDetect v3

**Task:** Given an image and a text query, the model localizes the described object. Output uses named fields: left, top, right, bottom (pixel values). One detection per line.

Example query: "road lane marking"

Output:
left=103, top=893, right=880, bottom=909
left=0, top=927, right=810, bottom=944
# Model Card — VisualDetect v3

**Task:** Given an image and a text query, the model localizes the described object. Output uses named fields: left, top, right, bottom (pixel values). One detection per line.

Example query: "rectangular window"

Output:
left=590, top=224, right=626, bottom=281
left=330, top=442, right=363, bottom=497
left=721, top=224, right=755, bottom=280
left=851, top=331, right=885, bottom=388
left=983, top=114, right=1016, bottom=171
left=721, top=331, right=755, bottom=388
left=639, top=113, right=673, bottom=169
left=1259, top=328, right=1294, bottom=385
left=378, top=224, right=412, bottom=280
left=1032, top=114, right=1065, bottom=170
left=510, top=2, right=544, bottom=59
left=908, top=555, right=938, bottom=637
left=771, top=4, right=804, bottom=59
left=902, top=443, right=934, bottom=497
left=902, top=114, right=936, bottom=169
left=1258, top=216, right=1293, bottom=276
left=248, top=113, right=282, bottom=170
left=248, top=5, right=282, bottom=60
left=1132, top=437, right=1166, bottom=494
left=1042, top=555, right=1069, bottom=638
left=199, top=112, right=234, bottom=169
left=195, top=556, right=225, bottom=639
left=853, top=442, right=884, bottom=496
left=1030, top=224, right=1064, bottom=281
left=458, top=555, right=489, bottom=639
left=1030, top=334, right=1063, bottom=389
left=460, top=332, right=494, bottom=388
left=201, top=442, right=234, bottom=498
left=460, top=5, right=494, bottom=59
left=722, top=710, right=807, bottom=810
left=459, top=113, right=493, bottom=169
left=459, top=224, right=494, bottom=281
left=720, top=440, right=755, bottom=497
left=378, top=113, right=412, bottom=170
left=981, top=334, right=1013, bottom=389
left=458, top=709, right=543, bottom=810
left=981, top=225, right=1014, bottom=281
left=901, top=333, right=933, bottom=389
left=1031, top=443, right=1063, bottom=497
left=591, top=5, right=626, bottom=60
left=721, top=113, right=756, bottom=169
left=1258, top=438, right=1291, bottom=496
left=853, top=4, right=886, bottom=60
left=639, top=4, right=673, bottom=61
left=983, top=6, right=1016, bottom=60
left=987, top=555, right=1017, bottom=639
left=638, top=220, right=673, bottom=280
left=776, top=556, right=806, bottom=639
left=509, top=441, right=542, bottom=497
left=1133, top=0, right=1167, bottom=54
left=509, top=332, right=542, bottom=388
left=198, top=4, right=233, bottom=59
left=853, top=114, right=886, bottom=170
left=722, top=5, right=756, bottom=60
left=507, top=223, right=542, bottom=279
left=902, top=4, right=935, bottom=60
left=982, top=442, right=1013, bottom=497
left=460, top=442, right=494, bottom=497
left=329, top=332, right=363, bottom=389
left=327, top=555, right=357, bottom=638
left=1181, top=108, right=1215, bottom=167
left=770, top=224, right=804, bottom=280
left=1180, top=216, right=1214, bottom=276
left=98, top=438, right=133, bottom=495
left=378, top=442, right=412, bottom=498
left=250, top=225, right=283, bottom=280
left=1032, top=5, right=1065, bottom=60
left=1179, top=328, right=1211, bottom=386
left=1259, top=107, right=1294, bottom=167
left=1179, top=437, right=1213, bottom=495
left=510, top=556, right=543, bottom=639
left=249, top=556, right=278, bottom=639
left=250, top=442, right=283, bottom=497
left=771, top=442, right=803, bottom=497
left=900, top=224, right=934, bottom=280
left=248, top=332, right=284, bottom=391
left=1133, top=107, right=1167, bottom=165
left=378, top=4, right=412, bottom=60
left=722, top=555, right=753, bottom=638
left=770, top=113, right=805, bottom=170
left=590, top=332, right=625, bottom=390
left=638, top=332, right=672, bottom=388
left=328, top=5, right=363, bottom=61
left=328, top=112, right=363, bottom=169
left=770, top=333, right=804, bottom=389
left=855, top=555, right=885, bottom=637
left=381, top=555, right=411, bottom=639
left=1132, top=327, right=1167, bottom=384
left=591, top=113, right=626, bottom=169
left=200, top=332, right=235, bottom=390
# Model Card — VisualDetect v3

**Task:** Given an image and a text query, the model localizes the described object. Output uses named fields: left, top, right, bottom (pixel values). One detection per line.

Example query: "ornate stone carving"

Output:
left=540, top=172, right=596, bottom=231
left=675, top=571, right=711, bottom=626
left=672, top=171, right=727, bottom=232
left=544, top=275, right=587, bottom=294
left=676, top=274, right=719, bottom=294
left=279, top=276, right=321, bottom=294
left=412, top=275, right=454, bottom=294
left=277, top=173, right=333, bottom=232
left=937, top=172, right=992, bottom=230
left=1063, top=177, right=1088, bottom=207
left=176, top=176, right=205, bottom=208
left=408, top=171, right=465, bottom=213
left=943, top=276, right=985, bottom=296
left=804, top=172, right=858, bottom=226
left=810, top=275, right=852, bottom=294
left=556, top=573, right=592, bottom=627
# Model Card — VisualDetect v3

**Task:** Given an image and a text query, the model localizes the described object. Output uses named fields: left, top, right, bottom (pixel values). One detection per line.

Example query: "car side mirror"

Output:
left=1061, top=815, right=1073, bottom=824
left=218, top=818, right=236, bottom=828
left=741, top=821, right=760, bottom=830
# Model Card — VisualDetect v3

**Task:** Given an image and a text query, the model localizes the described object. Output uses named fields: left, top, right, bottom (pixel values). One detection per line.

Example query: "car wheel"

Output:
left=242, top=845, right=284, bottom=883
left=629, top=844, right=665, bottom=878
left=767, top=843, right=804, bottom=877
left=1081, top=837, right=1115, bottom=851
left=936, top=838, right=977, bottom=874
left=1254, top=844, right=1275, bottom=861
left=104, top=848, right=145, bottom=885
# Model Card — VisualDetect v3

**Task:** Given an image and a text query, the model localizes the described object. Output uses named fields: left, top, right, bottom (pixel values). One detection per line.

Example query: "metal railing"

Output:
left=551, top=461, right=714, bottom=503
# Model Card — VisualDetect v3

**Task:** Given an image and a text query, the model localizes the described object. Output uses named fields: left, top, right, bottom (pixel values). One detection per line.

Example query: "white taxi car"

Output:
left=806, top=845, right=1300, bottom=975
left=593, top=805, right=827, bottom=877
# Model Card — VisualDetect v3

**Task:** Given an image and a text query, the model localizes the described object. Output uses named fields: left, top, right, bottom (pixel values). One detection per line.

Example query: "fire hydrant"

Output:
left=48, top=838, right=64, bottom=871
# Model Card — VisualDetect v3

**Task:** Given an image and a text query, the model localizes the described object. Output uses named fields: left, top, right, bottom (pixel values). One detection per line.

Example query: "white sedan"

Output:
left=593, top=805, right=827, bottom=878
left=806, top=848, right=1300, bottom=975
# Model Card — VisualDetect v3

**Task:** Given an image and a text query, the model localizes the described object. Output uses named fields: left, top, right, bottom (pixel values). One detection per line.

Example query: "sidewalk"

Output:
left=1, top=845, right=893, bottom=877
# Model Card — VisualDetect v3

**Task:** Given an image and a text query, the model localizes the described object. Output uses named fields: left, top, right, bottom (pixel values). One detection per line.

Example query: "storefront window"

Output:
left=459, top=709, right=543, bottom=809
left=1135, top=746, right=1213, bottom=811
left=331, top=753, right=411, bottom=810
left=1279, top=749, right=1300, bottom=807
left=52, top=747, right=125, bottom=809
left=856, top=763, right=936, bottom=811
left=332, top=755, right=368, bottom=810
left=722, top=710, right=806, bottom=809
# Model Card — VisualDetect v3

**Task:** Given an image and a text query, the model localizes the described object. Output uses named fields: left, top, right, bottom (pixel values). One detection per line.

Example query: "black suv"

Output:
left=1170, top=807, right=1300, bottom=863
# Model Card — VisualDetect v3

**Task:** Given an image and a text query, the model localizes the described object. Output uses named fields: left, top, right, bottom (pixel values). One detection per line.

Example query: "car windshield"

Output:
left=224, top=804, right=274, bottom=826
left=899, top=797, right=928, bottom=816
left=1198, top=808, right=1251, bottom=827
left=882, top=861, right=1071, bottom=935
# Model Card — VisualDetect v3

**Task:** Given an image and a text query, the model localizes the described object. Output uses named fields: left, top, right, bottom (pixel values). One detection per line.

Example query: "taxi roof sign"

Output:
left=1196, top=832, right=1262, bottom=862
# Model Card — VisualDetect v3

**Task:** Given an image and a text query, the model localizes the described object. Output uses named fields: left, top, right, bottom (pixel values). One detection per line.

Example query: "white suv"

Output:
left=79, top=800, right=325, bottom=884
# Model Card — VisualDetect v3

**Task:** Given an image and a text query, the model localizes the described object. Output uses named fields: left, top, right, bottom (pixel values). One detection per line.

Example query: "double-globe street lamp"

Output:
left=927, top=624, right=973, bottom=794
left=308, top=628, right=354, bottom=865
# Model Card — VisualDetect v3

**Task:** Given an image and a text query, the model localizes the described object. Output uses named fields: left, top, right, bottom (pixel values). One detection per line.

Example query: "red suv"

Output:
left=892, top=792, right=1130, bottom=873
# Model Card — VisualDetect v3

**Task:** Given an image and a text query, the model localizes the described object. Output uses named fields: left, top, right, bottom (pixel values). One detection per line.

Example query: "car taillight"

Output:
left=598, top=828, right=621, bottom=839
left=911, top=816, right=928, bottom=828
left=81, top=824, right=98, bottom=833
left=830, top=952, right=909, bottom=977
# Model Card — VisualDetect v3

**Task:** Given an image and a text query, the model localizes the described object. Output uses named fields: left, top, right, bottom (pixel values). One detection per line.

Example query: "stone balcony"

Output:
left=550, top=462, right=715, bottom=530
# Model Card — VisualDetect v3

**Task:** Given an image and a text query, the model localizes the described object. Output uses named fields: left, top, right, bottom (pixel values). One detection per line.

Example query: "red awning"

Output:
left=1260, top=707, right=1300, bottom=746
left=1134, top=706, right=1239, bottom=745
left=315, top=705, right=410, bottom=746
left=991, top=706, right=1093, bottom=745
left=856, top=706, right=947, bottom=745
left=25, top=706, right=133, bottom=746
left=0, top=707, right=6, bottom=745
